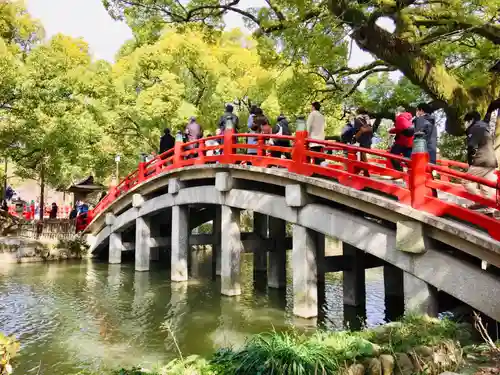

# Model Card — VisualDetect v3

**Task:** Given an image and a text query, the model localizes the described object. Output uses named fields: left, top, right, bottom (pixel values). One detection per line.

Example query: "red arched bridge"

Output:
left=85, top=127, right=500, bottom=321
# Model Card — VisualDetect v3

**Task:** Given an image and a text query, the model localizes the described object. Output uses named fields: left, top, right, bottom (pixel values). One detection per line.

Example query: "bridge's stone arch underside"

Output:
left=88, top=165, right=500, bottom=321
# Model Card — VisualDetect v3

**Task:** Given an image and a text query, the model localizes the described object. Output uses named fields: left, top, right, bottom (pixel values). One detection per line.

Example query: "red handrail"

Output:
left=88, top=130, right=500, bottom=241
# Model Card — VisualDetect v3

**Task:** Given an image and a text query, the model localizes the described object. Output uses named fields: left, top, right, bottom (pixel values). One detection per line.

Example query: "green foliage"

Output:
left=211, top=332, right=341, bottom=375
left=350, top=73, right=428, bottom=115
left=0, top=333, right=20, bottom=375
left=359, top=314, right=471, bottom=353
left=81, top=315, right=470, bottom=375
left=372, top=120, right=393, bottom=151
left=103, top=0, right=500, bottom=134
left=108, top=356, right=214, bottom=375
left=210, top=315, right=468, bottom=375
left=113, top=368, right=158, bottom=375
left=1, top=3, right=351, bottom=195
left=439, top=133, right=467, bottom=163
left=56, top=236, right=89, bottom=258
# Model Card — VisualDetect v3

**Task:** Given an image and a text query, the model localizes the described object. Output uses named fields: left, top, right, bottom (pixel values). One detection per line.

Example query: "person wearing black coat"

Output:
left=462, top=111, right=498, bottom=210
left=159, top=128, right=175, bottom=155
left=413, top=103, right=437, bottom=164
left=271, top=114, right=292, bottom=159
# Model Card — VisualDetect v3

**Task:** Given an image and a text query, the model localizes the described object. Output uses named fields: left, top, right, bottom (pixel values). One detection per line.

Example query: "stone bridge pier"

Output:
left=99, top=172, right=456, bottom=321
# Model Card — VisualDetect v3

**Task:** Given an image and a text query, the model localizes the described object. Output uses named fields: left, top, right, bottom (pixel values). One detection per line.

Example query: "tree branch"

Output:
left=413, top=18, right=500, bottom=45
left=343, top=67, right=396, bottom=98
left=331, top=60, right=389, bottom=76
left=264, top=0, right=285, bottom=21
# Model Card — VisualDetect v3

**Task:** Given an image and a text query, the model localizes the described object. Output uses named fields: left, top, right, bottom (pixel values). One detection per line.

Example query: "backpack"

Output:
left=341, top=124, right=356, bottom=144
left=219, top=114, right=238, bottom=132
left=276, top=119, right=291, bottom=136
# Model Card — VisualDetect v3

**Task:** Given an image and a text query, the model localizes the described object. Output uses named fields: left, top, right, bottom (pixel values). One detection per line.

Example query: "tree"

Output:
left=349, top=73, right=427, bottom=116
left=0, top=34, right=111, bottom=212
left=108, top=26, right=280, bottom=140
left=103, top=0, right=500, bottom=136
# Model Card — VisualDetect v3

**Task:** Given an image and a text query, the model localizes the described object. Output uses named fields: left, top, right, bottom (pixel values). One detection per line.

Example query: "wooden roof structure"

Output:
left=66, top=176, right=106, bottom=194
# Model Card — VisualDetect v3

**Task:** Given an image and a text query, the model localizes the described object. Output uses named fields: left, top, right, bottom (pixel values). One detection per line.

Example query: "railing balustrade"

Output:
left=88, top=129, right=500, bottom=241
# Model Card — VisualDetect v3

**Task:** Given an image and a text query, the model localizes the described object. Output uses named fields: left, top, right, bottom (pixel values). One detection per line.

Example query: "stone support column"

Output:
left=404, top=272, right=438, bottom=316
left=135, top=216, right=151, bottom=271
left=292, top=224, right=318, bottom=318
left=343, top=243, right=366, bottom=307
left=268, top=216, right=287, bottom=289
left=106, top=213, right=122, bottom=264
left=171, top=205, right=189, bottom=282
left=220, top=205, right=243, bottom=296
left=109, top=232, right=122, bottom=264
left=132, top=194, right=150, bottom=272
left=253, top=213, right=268, bottom=277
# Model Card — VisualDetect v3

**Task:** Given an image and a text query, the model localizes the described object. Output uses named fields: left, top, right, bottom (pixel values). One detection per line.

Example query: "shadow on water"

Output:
left=0, top=253, right=386, bottom=374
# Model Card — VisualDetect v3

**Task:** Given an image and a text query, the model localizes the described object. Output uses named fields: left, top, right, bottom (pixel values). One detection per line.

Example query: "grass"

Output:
left=210, top=315, right=471, bottom=375
left=358, top=314, right=472, bottom=352
left=76, top=314, right=473, bottom=375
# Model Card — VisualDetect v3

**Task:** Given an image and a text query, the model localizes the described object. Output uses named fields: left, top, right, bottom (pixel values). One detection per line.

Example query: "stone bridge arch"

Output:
left=87, top=165, right=500, bottom=321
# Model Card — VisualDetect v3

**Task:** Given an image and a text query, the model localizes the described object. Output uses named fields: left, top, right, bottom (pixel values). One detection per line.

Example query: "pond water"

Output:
left=0, top=254, right=387, bottom=374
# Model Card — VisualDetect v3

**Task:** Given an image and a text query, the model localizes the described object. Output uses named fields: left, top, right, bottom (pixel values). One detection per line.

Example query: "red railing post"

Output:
left=138, top=162, right=146, bottom=183
left=196, top=139, right=206, bottom=165
left=257, top=135, right=265, bottom=157
left=173, top=132, right=184, bottom=167
left=409, top=136, right=429, bottom=209
left=291, top=117, right=308, bottom=174
left=347, top=150, right=357, bottom=174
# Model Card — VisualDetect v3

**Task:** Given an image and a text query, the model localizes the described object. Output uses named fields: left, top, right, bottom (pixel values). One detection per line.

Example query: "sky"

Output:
left=25, top=0, right=378, bottom=68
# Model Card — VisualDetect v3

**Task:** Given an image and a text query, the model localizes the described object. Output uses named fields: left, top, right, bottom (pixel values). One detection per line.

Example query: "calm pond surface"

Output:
left=0, top=253, right=386, bottom=374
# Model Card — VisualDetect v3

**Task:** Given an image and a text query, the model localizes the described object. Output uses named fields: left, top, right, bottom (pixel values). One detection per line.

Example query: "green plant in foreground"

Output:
left=0, top=333, right=20, bottom=375
left=211, top=332, right=340, bottom=374
left=93, top=315, right=473, bottom=375
left=358, top=314, right=471, bottom=353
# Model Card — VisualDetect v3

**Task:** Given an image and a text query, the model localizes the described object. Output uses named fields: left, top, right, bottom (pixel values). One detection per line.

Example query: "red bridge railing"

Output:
left=87, top=129, right=500, bottom=241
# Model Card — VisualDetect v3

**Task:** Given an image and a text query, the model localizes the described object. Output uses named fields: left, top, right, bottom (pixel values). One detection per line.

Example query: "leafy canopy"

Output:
left=103, top=0, right=500, bottom=134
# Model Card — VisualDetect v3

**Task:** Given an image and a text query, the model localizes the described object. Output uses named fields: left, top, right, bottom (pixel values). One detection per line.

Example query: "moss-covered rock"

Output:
left=380, top=354, right=395, bottom=375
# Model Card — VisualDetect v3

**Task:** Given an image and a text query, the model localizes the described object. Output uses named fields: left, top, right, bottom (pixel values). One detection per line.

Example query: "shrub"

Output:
left=0, top=333, right=20, bottom=375
left=57, top=236, right=89, bottom=257
left=211, top=332, right=341, bottom=374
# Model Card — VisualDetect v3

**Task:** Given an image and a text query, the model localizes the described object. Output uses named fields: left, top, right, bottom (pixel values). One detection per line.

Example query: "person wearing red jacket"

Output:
left=389, top=107, right=414, bottom=170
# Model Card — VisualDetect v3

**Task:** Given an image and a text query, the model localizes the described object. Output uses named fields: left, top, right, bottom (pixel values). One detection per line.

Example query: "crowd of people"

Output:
left=156, top=102, right=497, bottom=212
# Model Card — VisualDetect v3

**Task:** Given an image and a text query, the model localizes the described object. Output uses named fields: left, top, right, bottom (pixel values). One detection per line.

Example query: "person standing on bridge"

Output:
left=462, top=111, right=498, bottom=210
left=414, top=103, right=437, bottom=164
left=159, top=128, right=175, bottom=155
left=272, top=114, right=292, bottom=159
left=219, top=104, right=239, bottom=133
left=389, top=106, right=414, bottom=171
left=247, top=106, right=262, bottom=158
left=353, top=108, right=373, bottom=176
left=185, top=116, right=202, bottom=158
left=306, top=101, right=326, bottom=165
